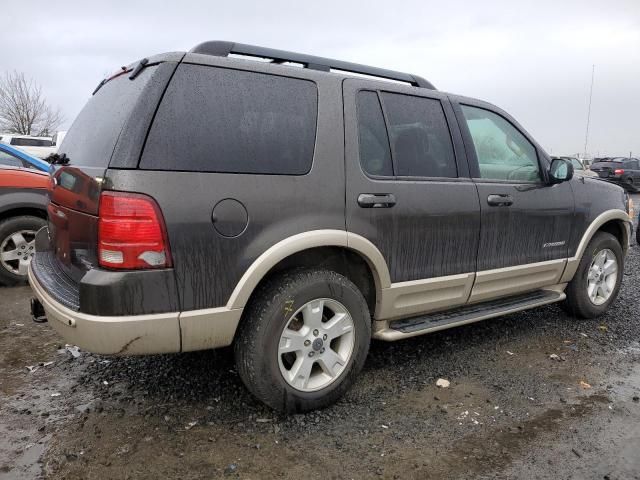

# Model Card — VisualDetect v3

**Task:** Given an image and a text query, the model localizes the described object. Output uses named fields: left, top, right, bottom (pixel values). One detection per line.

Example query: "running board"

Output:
left=373, top=290, right=565, bottom=341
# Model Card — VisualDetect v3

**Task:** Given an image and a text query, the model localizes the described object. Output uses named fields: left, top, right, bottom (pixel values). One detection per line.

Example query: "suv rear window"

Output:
left=59, top=65, right=159, bottom=167
left=140, top=64, right=318, bottom=175
left=10, top=138, right=53, bottom=147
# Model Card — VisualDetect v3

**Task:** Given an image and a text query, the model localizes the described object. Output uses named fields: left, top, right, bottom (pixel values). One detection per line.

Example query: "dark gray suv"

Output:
left=29, top=41, right=633, bottom=412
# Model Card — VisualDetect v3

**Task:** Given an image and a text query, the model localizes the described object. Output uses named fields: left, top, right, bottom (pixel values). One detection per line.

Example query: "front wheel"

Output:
left=562, top=232, right=623, bottom=318
left=234, top=269, right=371, bottom=413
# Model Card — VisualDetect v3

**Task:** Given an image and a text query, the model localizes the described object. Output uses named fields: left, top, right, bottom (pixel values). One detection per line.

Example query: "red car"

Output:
left=0, top=165, right=49, bottom=285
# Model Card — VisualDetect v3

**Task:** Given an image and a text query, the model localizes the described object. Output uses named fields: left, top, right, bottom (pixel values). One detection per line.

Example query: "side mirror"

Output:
left=548, top=158, right=574, bottom=184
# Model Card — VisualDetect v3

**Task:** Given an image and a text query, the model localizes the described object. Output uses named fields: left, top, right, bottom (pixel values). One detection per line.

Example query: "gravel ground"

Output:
left=1, top=197, right=639, bottom=479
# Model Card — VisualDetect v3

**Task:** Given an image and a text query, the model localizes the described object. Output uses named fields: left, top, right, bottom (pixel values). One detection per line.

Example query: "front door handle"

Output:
left=487, top=194, right=513, bottom=207
left=358, top=193, right=396, bottom=208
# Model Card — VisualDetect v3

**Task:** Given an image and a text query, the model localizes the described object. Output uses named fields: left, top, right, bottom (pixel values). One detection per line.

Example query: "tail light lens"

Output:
left=614, top=168, right=625, bottom=175
left=98, top=191, right=172, bottom=270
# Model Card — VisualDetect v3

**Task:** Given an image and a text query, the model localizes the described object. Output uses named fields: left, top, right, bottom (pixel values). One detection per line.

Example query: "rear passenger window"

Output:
left=380, top=92, right=457, bottom=178
left=356, top=91, right=393, bottom=176
left=140, top=64, right=318, bottom=175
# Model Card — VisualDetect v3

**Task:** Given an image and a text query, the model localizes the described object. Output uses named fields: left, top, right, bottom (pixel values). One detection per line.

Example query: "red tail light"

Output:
left=614, top=168, right=625, bottom=175
left=98, top=191, right=172, bottom=270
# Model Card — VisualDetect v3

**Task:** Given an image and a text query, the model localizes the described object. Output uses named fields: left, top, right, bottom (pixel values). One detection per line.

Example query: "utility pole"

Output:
left=583, top=64, right=595, bottom=159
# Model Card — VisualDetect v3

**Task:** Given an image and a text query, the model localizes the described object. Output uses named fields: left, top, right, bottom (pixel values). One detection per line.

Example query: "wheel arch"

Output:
left=560, top=209, right=631, bottom=283
left=0, top=206, right=47, bottom=224
left=226, top=230, right=391, bottom=315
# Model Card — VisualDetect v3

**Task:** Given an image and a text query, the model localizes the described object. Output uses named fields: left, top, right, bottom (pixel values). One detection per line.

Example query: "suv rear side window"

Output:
left=461, top=105, right=540, bottom=182
left=380, top=92, right=457, bottom=178
left=356, top=91, right=393, bottom=176
left=141, top=64, right=318, bottom=175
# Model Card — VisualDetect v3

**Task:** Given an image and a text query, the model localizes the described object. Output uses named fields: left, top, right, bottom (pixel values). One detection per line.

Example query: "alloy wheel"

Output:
left=586, top=248, right=618, bottom=306
left=0, top=230, right=37, bottom=276
left=277, top=298, right=355, bottom=392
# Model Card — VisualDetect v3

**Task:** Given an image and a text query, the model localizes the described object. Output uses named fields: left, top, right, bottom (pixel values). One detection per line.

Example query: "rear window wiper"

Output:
left=92, top=78, right=107, bottom=96
left=92, top=63, right=138, bottom=96
left=129, top=58, right=149, bottom=80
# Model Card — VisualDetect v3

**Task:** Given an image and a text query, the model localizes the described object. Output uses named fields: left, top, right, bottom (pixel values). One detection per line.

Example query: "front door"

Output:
left=453, top=101, right=575, bottom=302
left=343, top=80, right=481, bottom=318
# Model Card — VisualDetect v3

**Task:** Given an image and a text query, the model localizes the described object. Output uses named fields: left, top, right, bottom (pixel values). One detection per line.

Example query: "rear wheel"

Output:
left=234, top=269, right=371, bottom=413
left=562, top=232, right=623, bottom=318
left=0, top=216, right=46, bottom=286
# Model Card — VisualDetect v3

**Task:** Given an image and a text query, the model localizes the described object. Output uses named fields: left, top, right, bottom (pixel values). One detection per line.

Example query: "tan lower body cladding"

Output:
left=376, top=259, right=567, bottom=321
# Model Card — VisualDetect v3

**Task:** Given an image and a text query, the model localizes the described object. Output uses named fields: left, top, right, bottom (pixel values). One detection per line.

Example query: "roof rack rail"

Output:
left=189, top=41, right=436, bottom=90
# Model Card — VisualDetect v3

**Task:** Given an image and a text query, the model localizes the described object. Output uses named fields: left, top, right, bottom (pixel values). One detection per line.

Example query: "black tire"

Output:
left=0, top=215, right=46, bottom=286
left=562, top=232, right=623, bottom=318
left=234, top=269, right=371, bottom=413
left=636, top=220, right=640, bottom=246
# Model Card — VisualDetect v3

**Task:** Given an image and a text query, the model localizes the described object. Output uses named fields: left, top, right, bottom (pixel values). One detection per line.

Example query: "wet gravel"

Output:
left=1, top=198, right=639, bottom=479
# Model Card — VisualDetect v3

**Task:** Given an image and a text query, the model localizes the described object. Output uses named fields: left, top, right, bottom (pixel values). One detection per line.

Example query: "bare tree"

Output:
left=0, top=71, right=63, bottom=136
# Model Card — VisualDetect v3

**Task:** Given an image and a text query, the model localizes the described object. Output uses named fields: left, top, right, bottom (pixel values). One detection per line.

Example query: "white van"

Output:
left=0, top=135, right=57, bottom=159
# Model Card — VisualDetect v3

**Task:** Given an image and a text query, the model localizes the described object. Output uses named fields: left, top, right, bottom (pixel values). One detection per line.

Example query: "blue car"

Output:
left=0, top=143, right=50, bottom=172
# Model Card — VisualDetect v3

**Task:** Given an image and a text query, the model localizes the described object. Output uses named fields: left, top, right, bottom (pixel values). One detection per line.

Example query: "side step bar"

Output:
left=373, top=290, right=565, bottom=341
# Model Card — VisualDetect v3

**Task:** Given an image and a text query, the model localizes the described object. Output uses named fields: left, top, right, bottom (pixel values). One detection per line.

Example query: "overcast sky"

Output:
left=2, top=0, right=639, bottom=157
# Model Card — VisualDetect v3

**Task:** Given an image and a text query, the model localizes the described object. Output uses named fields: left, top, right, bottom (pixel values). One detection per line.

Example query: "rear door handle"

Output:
left=358, top=193, right=396, bottom=208
left=487, top=194, right=513, bottom=207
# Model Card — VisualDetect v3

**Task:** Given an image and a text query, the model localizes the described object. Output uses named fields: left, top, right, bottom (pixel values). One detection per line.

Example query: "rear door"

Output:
left=344, top=80, right=481, bottom=317
left=453, top=100, right=574, bottom=301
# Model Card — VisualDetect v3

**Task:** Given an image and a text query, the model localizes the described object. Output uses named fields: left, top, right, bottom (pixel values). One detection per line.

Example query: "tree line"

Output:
left=0, top=71, right=63, bottom=137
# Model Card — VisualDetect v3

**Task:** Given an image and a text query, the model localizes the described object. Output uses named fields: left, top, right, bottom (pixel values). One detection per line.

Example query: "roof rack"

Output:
left=189, top=41, right=436, bottom=90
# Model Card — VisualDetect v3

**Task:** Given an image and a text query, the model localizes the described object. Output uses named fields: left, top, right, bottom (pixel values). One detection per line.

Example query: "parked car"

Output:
left=0, top=143, right=50, bottom=172
left=590, top=157, right=640, bottom=191
left=29, top=41, right=632, bottom=412
left=0, top=165, right=48, bottom=285
left=553, top=156, right=598, bottom=178
left=0, top=135, right=57, bottom=159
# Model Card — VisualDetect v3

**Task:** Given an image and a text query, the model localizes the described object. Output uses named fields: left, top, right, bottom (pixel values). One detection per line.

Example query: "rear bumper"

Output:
left=29, top=265, right=181, bottom=355
left=28, top=264, right=244, bottom=355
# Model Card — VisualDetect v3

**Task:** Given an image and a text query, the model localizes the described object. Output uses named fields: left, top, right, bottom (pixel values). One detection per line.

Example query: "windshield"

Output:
left=569, top=158, right=584, bottom=170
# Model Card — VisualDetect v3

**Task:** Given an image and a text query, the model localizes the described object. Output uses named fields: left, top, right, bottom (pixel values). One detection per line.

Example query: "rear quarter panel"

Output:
left=106, top=62, right=346, bottom=311
left=0, top=170, right=49, bottom=215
